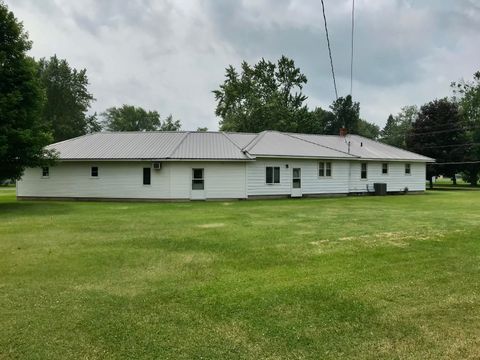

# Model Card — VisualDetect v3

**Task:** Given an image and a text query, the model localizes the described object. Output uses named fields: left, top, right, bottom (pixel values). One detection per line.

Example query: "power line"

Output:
left=431, top=161, right=480, bottom=165
left=320, top=0, right=338, bottom=100
left=407, top=125, right=480, bottom=137
left=350, top=0, right=355, bottom=96
left=421, top=142, right=480, bottom=149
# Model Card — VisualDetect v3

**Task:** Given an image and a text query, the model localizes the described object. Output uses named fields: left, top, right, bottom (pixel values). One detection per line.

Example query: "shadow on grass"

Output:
left=0, top=201, right=75, bottom=218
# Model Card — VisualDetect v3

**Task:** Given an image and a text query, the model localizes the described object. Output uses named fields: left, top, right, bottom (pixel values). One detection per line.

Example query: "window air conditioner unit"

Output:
left=152, top=162, right=162, bottom=170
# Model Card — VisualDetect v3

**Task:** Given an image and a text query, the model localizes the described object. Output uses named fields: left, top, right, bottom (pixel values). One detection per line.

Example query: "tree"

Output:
left=406, top=99, right=467, bottom=188
left=197, top=127, right=208, bottom=132
left=380, top=106, right=417, bottom=149
left=324, top=95, right=360, bottom=135
left=357, top=119, right=380, bottom=139
left=214, top=56, right=309, bottom=133
left=37, top=55, right=99, bottom=142
left=159, top=114, right=181, bottom=131
left=452, top=71, right=480, bottom=186
left=101, top=105, right=181, bottom=131
left=0, top=3, right=55, bottom=181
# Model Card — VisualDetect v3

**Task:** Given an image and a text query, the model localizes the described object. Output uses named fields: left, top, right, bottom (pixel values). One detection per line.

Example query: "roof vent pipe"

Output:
left=348, top=141, right=351, bottom=154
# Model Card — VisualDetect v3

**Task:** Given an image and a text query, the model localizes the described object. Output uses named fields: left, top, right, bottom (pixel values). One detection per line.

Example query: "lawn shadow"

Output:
left=0, top=201, right=75, bottom=219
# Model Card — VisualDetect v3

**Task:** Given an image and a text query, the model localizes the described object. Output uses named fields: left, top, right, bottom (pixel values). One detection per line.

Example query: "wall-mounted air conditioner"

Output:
left=152, top=162, right=162, bottom=170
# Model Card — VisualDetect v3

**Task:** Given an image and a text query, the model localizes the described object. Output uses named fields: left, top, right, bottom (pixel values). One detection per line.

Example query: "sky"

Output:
left=6, top=0, right=480, bottom=130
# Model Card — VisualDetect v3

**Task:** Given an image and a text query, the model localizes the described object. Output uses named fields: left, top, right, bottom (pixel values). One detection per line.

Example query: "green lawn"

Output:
left=1, top=189, right=480, bottom=359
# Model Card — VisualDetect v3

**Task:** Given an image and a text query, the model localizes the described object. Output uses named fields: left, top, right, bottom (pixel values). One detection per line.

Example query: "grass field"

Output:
left=1, top=189, right=480, bottom=359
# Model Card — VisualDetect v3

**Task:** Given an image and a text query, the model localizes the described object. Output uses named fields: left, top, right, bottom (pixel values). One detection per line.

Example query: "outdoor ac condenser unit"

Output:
left=152, top=162, right=162, bottom=170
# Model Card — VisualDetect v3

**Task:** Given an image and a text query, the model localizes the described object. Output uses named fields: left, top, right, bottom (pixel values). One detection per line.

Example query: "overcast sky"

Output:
left=6, top=0, right=480, bottom=130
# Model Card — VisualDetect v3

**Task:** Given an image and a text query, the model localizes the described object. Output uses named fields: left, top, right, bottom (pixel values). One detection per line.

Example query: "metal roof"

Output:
left=47, top=131, right=434, bottom=162
left=291, top=133, right=434, bottom=161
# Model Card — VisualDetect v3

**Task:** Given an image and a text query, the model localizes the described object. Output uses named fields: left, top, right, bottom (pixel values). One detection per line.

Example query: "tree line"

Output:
left=379, top=72, right=480, bottom=186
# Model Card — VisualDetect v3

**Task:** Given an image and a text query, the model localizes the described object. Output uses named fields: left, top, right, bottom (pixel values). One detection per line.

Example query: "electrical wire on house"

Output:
left=350, top=0, right=355, bottom=96
left=320, top=0, right=338, bottom=100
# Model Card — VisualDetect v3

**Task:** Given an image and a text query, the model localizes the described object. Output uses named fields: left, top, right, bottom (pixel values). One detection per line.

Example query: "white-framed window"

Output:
left=382, top=163, right=389, bottom=175
left=143, top=167, right=151, bottom=185
left=405, top=163, right=411, bottom=175
left=319, top=162, right=332, bottom=177
left=292, top=168, right=301, bottom=188
left=91, top=166, right=99, bottom=177
left=266, top=166, right=280, bottom=184
left=192, top=168, right=204, bottom=190
left=361, top=163, right=368, bottom=179
left=42, top=167, right=49, bottom=178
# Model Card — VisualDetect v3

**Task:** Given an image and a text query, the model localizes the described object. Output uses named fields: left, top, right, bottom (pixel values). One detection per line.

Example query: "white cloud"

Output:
left=6, top=0, right=480, bottom=130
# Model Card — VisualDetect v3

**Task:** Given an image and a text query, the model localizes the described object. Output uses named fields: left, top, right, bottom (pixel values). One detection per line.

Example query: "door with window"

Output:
left=291, top=168, right=302, bottom=197
left=191, top=168, right=206, bottom=199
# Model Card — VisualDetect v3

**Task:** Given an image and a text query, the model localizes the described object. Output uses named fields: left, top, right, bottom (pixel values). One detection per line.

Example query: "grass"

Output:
left=1, top=189, right=480, bottom=359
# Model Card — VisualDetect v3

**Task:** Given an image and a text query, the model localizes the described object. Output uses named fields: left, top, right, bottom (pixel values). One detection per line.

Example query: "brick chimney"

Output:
left=339, top=127, right=348, bottom=137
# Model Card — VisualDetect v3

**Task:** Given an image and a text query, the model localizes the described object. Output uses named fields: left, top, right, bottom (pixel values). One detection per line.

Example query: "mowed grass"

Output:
left=1, top=189, right=480, bottom=359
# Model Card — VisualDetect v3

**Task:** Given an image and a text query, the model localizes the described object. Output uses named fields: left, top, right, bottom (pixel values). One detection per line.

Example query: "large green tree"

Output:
left=0, top=3, right=54, bottom=181
left=357, top=119, right=380, bottom=139
left=37, top=55, right=99, bottom=142
left=101, top=105, right=181, bottom=131
left=214, top=56, right=309, bottom=133
left=324, top=95, right=361, bottom=135
left=406, top=98, right=467, bottom=188
left=452, top=71, right=480, bottom=186
left=380, top=106, right=417, bottom=149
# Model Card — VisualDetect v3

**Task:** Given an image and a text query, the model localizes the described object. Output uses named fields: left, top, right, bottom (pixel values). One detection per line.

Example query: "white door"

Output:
left=291, top=168, right=302, bottom=197
left=191, top=168, right=206, bottom=200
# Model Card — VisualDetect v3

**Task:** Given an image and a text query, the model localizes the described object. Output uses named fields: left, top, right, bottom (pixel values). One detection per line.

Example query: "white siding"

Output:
left=246, top=158, right=350, bottom=196
left=17, top=161, right=247, bottom=200
left=348, top=161, right=426, bottom=192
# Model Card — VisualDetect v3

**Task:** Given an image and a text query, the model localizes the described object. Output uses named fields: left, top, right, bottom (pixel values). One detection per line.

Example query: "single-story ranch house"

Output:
left=17, top=131, right=434, bottom=200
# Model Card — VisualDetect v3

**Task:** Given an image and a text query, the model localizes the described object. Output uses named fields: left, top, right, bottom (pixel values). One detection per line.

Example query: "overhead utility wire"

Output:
left=407, top=125, right=480, bottom=137
left=350, top=0, right=355, bottom=96
left=320, top=0, right=338, bottom=100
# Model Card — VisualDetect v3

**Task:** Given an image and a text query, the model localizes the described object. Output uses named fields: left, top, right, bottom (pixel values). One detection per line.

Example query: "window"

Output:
left=361, top=163, right=367, bottom=179
left=382, top=163, right=389, bottom=175
left=292, top=168, right=301, bottom=189
left=192, top=168, right=204, bottom=190
left=143, top=167, right=151, bottom=185
left=319, top=162, right=332, bottom=177
left=266, top=166, right=280, bottom=184
left=405, top=163, right=411, bottom=175
left=42, top=167, right=49, bottom=177
left=91, top=166, right=98, bottom=177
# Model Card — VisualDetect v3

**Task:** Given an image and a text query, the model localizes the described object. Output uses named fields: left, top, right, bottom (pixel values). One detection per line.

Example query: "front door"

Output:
left=291, top=168, right=302, bottom=197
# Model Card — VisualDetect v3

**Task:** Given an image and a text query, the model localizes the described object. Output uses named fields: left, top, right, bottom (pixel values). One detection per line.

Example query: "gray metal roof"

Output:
left=291, top=133, right=434, bottom=161
left=47, top=131, right=434, bottom=162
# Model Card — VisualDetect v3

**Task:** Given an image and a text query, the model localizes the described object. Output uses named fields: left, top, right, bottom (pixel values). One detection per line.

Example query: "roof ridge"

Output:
left=221, top=132, right=254, bottom=159
left=166, top=131, right=191, bottom=158
left=46, top=133, right=94, bottom=148
left=284, top=132, right=358, bottom=158
left=242, top=131, right=267, bottom=153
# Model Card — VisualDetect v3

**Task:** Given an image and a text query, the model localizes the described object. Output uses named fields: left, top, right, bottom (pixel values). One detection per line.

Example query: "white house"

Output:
left=16, top=131, right=434, bottom=200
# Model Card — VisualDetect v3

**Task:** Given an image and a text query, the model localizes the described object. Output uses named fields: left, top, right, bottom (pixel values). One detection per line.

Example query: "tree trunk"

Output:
left=429, top=177, right=433, bottom=189
left=452, top=176, right=457, bottom=185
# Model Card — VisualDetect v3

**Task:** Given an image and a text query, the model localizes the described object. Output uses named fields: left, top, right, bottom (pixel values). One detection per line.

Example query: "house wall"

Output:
left=348, top=161, right=426, bottom=193
left=17, top=161, right=247, bottom=200
left=246, top=158, right=351, bottom=196
left=17, top=159, right=426, bottom=200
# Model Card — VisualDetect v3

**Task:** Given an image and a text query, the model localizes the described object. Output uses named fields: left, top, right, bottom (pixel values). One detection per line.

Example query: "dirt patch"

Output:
left=197, top=223, right=225, bottom=228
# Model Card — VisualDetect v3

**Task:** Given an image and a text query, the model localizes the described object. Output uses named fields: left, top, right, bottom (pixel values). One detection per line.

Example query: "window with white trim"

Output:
left=143, top=167, right=151, bottom=185
left=405, top=163, right=411, bottom=175
left=319, top=162, right=332, bottom=177
left=91, top=166, right=98, bottom=177
left=382, top=163, right=389, bottom=175
left=266, top=166, right=280, bottom=184
left=361, top=163, right=367, bottom=179
left=42, top=167, right=49, bottom=177
left=192, top=168, right=204, bottom=190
